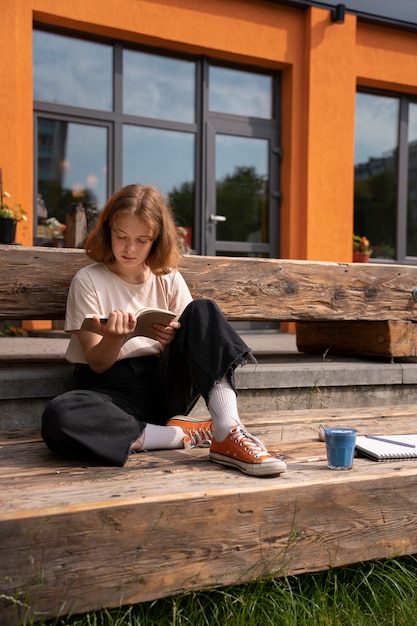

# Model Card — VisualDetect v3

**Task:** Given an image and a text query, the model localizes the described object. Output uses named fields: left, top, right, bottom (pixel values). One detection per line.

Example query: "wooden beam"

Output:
left=2, top=245, right=417, bottom=322
left=296, top=320, right=417, bottom=358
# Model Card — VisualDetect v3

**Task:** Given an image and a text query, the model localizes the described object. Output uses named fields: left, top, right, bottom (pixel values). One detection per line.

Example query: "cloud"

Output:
left=354, top=93, right=399, bottom=165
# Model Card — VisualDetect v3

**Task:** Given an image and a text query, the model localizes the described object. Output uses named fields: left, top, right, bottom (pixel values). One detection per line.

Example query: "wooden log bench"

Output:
left=3, top=245, right=417, bottom=357
left=3, top=245, right=417, bottom=624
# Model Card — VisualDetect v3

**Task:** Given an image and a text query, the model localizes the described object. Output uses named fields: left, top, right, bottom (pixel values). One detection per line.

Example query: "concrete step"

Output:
left=1, top=334, right=417, bottom=429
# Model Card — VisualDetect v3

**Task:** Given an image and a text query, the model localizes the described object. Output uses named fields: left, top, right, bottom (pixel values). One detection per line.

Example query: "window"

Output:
left=37, top=119, right=108, bottom=223
left=33, top=30, right=112, bottom=110
left=33, top=27, right=280, bottom=256
left=354, top=91, right=417, bottom=263
left=208, top=65, right=273, bottom=119
left=123, top=50, right=195, bottom=122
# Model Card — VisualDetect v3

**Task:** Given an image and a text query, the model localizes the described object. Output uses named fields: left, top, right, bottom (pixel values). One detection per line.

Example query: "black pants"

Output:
left=41, top=299, right=251, bottom=466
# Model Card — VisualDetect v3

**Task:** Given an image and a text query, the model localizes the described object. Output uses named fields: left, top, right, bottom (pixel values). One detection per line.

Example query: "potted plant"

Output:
left=353, top=234, right=372, bottom=263
left=0, top=191, right=27, bottom=244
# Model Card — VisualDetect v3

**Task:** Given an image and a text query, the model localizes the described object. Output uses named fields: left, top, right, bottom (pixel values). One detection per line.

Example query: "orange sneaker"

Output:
left=209, top=425, right=287, bottom=476
left=167, top=416, right=213, bottom=448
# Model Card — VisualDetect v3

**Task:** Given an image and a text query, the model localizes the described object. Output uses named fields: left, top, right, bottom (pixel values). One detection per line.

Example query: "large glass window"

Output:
left=36, top=118, right=108, bottom=244
left=33, top=30, right=113, bottom=111
left=354, top=91, right=417, bottom=263
left=209, top=66, right=272, bottom=119
left=33, top=27, right=280, bottom=256
left=37, top=120, right=107, bottom=210
left=123, top=50, right=195, bottom=123
left=354, top=93, right=398, bottom=260
left=123, top=126, right=195, bottom=245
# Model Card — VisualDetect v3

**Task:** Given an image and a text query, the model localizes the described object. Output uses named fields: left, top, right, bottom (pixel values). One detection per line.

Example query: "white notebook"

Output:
left=355, top=434, right=417, bottom=462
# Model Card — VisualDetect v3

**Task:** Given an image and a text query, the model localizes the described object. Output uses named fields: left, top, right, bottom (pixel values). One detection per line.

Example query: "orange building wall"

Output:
left=1, top=0, right=417, bottom=263
left=0, top=1, right=33, bottom=246
left=356, top=22, right=417, bottom=96
left=300, top=8, right=357, bottom=261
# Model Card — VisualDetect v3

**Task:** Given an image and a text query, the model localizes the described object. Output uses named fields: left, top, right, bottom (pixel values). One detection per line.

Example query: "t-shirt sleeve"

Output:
left=165, top=270, right=193, bottom=317
left=65, top=270, right=103, bottom=332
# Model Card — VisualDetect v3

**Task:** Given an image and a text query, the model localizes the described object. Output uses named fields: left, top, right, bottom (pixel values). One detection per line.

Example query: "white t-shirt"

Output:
left=65, top=262, right=193, bottom=364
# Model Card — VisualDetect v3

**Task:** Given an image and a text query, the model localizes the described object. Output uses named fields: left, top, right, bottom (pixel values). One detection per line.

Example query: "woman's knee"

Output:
left=42, top=389, right=108, bottom=435
left=181, top=298, right=222, bottom=322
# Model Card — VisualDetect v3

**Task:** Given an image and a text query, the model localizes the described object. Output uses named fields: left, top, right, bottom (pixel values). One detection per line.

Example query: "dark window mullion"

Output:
left=397, top=97, right=409, bottom=261
left=201, top=58, right=210, bottom=255
left=268, top=72, right=281, bottom=256
left=113, top=44, right=123, bottom=191
left=194, top=59, right=204, bottom=254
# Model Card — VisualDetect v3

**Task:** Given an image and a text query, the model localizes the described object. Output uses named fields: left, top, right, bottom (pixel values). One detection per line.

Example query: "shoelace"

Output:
left=230, top=427, right=271, bottom=459
left=187, top=427, right=213, bottom=448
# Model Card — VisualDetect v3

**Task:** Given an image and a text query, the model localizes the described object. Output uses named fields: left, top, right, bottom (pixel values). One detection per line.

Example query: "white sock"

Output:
left=142, top=424, right=185, bottom=450
left=208, top=381, right=242, bottom=442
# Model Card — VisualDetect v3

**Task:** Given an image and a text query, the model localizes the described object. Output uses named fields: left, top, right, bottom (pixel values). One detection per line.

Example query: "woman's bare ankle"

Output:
left=131, top=433, right=145, bottom=452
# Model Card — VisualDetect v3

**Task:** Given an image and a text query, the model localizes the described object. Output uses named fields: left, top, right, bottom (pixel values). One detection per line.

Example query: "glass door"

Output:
left=205, top=128, right=276, bottom=256
left=204, top=64, right=280, bottom=257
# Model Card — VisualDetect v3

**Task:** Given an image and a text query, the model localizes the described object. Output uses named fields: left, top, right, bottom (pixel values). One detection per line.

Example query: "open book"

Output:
left=80, top=307, right=176, bottom=342
left=355, top=434, right=417, bottom=462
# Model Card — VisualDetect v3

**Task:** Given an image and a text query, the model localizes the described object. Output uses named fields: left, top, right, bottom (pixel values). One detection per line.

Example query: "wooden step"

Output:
left=2, top=405, right=417, bottom=624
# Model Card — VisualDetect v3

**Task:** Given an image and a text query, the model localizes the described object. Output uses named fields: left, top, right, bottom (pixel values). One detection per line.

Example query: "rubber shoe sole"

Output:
left=209, top=425, right=287, bottom=477
left=209, top=450, right=287, bottom=476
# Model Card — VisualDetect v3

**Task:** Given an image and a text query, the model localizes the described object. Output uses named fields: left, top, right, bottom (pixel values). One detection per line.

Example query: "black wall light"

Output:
left=331, top=3, right=346, bottom=24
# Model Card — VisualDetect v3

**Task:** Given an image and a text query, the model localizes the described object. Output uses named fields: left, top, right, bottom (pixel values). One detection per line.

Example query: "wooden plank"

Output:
left=296, top=320, right=417, bottom=357
left=0, top=245, right=90, bottom=319
left=2, top=406, right=417, bottom=624
left=2, top=245, right=417, bottom=322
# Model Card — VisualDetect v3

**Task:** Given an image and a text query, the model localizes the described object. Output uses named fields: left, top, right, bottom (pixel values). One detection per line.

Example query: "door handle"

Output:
left=209, top=214, right=226, bottom=223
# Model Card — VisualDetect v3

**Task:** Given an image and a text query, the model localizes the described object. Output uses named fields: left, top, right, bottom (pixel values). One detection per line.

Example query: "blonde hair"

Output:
left=85, top=184, right=180, bottom=275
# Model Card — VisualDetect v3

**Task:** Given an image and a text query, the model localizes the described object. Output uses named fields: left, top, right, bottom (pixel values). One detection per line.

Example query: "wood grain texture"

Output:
left=2, top=406, right=417, bottom=624
left=2, top=245, right=417, bottom=322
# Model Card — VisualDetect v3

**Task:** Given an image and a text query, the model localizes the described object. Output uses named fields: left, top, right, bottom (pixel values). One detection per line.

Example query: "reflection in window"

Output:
left=215, top=135, right=269, bottom=243
left=123, top=126, right=195, bottom=248
left=354, top=93, right=398, bottom=260
left=209, top=66, right=272, bottom=119
left=37, top=119, right=107, bottom=243
left=33, top=31, right=113, bottom=111
left=123, top=50, right=195, bottom=123
left=407, top=104, right=417, bottom=256
left=33, top=28, right=278, bottom=256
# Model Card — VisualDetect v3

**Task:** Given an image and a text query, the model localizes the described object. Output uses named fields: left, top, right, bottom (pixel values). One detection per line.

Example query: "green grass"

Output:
left=37, top=556, right=417, bottom=626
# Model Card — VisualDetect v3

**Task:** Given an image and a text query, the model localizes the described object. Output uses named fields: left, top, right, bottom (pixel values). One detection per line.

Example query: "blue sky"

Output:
left=319, top=0, right=416, bottom=26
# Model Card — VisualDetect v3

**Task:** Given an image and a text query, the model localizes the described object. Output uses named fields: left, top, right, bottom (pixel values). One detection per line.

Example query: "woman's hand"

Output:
left=100, top=310, right=137, bottom=339
left=77, top=309, right=137, bottom=373
left=152, top=320, right=180, bottom=346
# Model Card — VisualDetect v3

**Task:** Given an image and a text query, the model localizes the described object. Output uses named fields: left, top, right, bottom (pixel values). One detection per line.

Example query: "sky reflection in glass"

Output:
left=209, top=66, right=272, bottom=119
left=33, top=31, right=112, bottom=111
left=123, top=126, right=194, bottom=197
left=354, top=93, right=399, bottom=165
left=123, top=50, right=195, bottom=123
